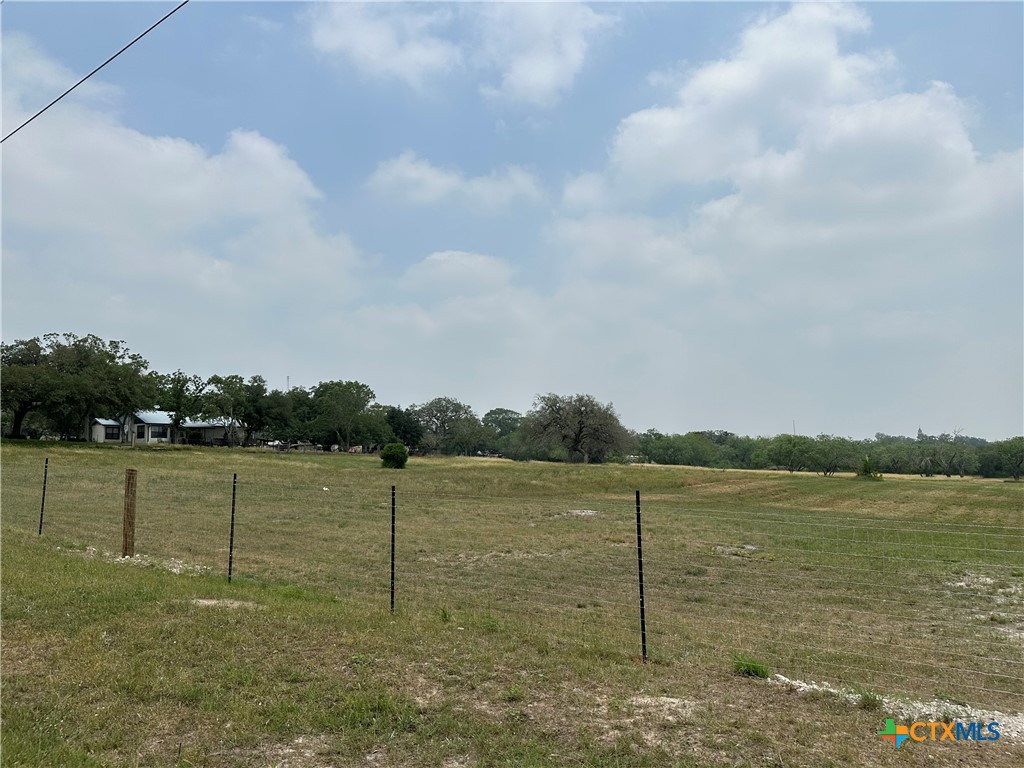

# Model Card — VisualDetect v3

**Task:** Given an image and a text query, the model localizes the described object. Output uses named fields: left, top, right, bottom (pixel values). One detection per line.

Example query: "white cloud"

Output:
left=2, top=32, right=119, bottom=112
left=562, top=172, right=608, bottom=210
left=400, top=251, right=514, bottom=297
left=305, top=2, right=615, bottom=107
left=548, top=3, right=1021, bottom=437
left=2, top=36, right=361, bottom=373
left=551, top=214, right=725, bottom=290
left=306, top=4, right=461, bottom=90
left=367, top=151, right=543, bottom=210
left=609, top=3, right=894, bottom=190
left=475, top=2, right=617, bottom=107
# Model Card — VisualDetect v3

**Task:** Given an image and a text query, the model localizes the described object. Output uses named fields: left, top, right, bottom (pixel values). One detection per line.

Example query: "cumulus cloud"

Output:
left=367, top=151, right=543, bottom=210
left=549, top=3, right=1021, bottom=435
left=474, top=2, right=617, bottom=107
left=2, top=32, right=119, bottom=110
left=2, top=35, right=361, bottom=373
left=306, top=3, right=462, bottom=90
left=305, top=2, right=616, bottom=107
left=400, top=251, right=514, bottom=297
left=609, top=3, right=894, bottom=190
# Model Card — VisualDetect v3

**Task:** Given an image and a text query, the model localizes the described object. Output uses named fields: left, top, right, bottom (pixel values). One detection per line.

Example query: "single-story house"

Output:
left=91, top=410, right=235, bottom=446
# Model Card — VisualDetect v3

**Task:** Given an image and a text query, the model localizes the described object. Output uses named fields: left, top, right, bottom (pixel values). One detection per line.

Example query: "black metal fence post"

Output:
left=390, top=485, right=396, bottom=613
left=38, top=457, right=49, bottom=535
left=227, top=473, right=237, bottom=583
left=635, top=489, right=648, bottom=664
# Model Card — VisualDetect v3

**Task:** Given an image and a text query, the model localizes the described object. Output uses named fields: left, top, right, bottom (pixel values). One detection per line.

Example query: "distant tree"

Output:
left=869, top=435, right=914, bottom=475
left=811, top=435, right=857, bottom=476
left=522, top=393, right=631, bottom=464
left=998, top=437, right=1024, bottom=481
left=764, top=434, right=817, bottom=472
left=157, top=370, right=207, bottom=444
left=716, top=433, right=758, bottom=469
left=637, top=430, right=715, bottom=466
left=1, top=337, right=54, bottom=437
left=265, top=387, right=315, bottom=443
left=359, top=404, right=395, bottom=449
left=482, top=408, right=522, bottom=438
left=384, top=406, right=425, bottom=448
left=413, top=397, right=477, bottom=454
left=976, top=442, right=1005, bottom=478
left=448, top=414, right=488, bottom=456
left=1, top=333, right=155, bottom=439
left=313, top=380, right=376, bottom=449
left=203, top=374, right=270, bottom=447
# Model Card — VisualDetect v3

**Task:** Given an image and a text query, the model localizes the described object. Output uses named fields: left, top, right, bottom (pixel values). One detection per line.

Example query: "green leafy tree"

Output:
left=413, top=397, right=477, bottom=454
left=811, top=435, right=857, bottom=476
left=360, top=404, right=396, bottom=449
left=265, top=387, right=316, bottom=443
left=2, top=333, right=155, bottom=439
left=998, top=437, right=1024, bottom=481
left=448, top=414, right=489, bottom=456
left=384, top=406, right=425, bottom=449
left=157, top=370, right=207, bottom=444
left=764, top=434, right=816, bottom=473
left=1, top=337, right=54, bottom=437
left=313, top=380, right=376, bottom=449
left=522, top=393, right=631, bottom=464
left=482, top=408, right=522, bottom=438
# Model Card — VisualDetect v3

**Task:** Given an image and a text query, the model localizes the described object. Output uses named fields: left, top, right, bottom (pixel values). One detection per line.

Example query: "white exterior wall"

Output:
left=92, top=423, right=124, bottom=443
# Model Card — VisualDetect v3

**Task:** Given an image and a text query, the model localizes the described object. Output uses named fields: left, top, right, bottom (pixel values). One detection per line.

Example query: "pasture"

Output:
left=2, top=441, right=1022, bottom=767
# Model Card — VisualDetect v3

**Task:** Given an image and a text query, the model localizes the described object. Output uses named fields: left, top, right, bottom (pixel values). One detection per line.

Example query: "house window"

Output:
left=104, top=426, right=120, bottom=441
left=150, top=426, right=169, bottom=440
left=137, top=425, right=146, bottom=440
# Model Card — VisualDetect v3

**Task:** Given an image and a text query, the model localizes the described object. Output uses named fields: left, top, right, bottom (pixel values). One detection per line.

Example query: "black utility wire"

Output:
left=2, top=0, right=190, bottom=143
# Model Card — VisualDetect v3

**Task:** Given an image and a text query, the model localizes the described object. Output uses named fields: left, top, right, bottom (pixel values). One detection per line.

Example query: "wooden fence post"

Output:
left=122, top=469, right=138, bottom=558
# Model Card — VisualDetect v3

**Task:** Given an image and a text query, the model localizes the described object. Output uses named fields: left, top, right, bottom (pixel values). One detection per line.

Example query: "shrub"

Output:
left=381, top=443, right=409, bottom=469
left=856, top=455, right=883, bottom=481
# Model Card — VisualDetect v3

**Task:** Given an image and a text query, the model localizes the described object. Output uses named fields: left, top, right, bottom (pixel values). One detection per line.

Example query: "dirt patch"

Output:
left=409, top=673, right=442, bottom=708
left=712, top=544, right=758, bottom=559
left=419, top=549, right=570, bottom=566
left=771, top=675, right=1024, bottom=742
left=190, top=598, right=263, bottom=610
left=948, top=572, right=1024, bottom=604
left=234, top=735, right=332, bottom=767
left=588, top=692, right=698, bottom=751
left=559, top=509, right=599, bottom=519
left=57, top=545, right=211, bottom=576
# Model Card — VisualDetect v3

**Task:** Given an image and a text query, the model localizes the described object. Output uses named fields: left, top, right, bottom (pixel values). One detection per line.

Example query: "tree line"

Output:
left=2, top=333, right=1021, bottom=478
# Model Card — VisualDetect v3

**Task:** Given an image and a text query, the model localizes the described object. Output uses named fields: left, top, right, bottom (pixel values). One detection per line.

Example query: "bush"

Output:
left=381, top=443, right=409, bottom=469
left=856, top=455, right=883, bottom=481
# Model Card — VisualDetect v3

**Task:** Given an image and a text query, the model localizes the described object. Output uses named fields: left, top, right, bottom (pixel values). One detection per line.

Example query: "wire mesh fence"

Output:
left=5, top=455, right=1022, bottom=713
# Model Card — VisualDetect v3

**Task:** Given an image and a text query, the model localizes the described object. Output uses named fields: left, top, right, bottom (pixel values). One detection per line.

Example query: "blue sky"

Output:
left=2, top=1, right=1022, bottom=440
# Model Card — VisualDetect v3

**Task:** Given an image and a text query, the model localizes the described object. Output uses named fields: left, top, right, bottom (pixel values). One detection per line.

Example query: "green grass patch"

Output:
left=733, top=656, right=772, bottom=679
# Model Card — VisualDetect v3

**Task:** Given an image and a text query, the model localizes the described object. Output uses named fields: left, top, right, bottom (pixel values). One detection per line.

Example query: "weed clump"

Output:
left=732, top=655, right=771, bottom=679
left=856, top=689, right=883, bottom=710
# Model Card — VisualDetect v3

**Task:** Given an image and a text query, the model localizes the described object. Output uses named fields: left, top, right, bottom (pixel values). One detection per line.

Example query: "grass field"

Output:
left=2, top=441, right=1022, bottom=767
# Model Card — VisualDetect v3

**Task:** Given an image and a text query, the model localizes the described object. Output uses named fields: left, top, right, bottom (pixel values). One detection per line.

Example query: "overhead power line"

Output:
left=2, top=0, right=191, bottom=143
